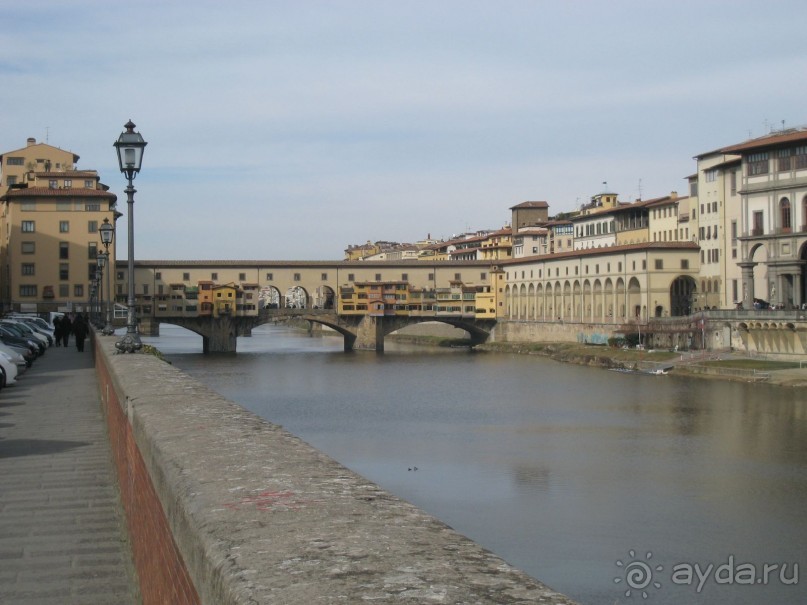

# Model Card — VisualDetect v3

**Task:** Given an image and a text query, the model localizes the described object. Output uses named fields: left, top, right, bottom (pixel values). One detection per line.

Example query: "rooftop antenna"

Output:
left=45, top=126, right=50, bottom=143
left=637, top=178, right=643, bottom=201
left=781, top=119, right=786, bottom=131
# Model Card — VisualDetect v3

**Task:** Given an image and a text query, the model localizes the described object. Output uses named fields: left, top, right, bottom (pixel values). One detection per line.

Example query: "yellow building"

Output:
left=212, top=283, right=238, bottom=317
left=0, top=141, right=118, bottom=313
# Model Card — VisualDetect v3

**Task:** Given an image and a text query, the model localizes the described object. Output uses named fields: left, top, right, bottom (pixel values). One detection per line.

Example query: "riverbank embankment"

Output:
left=383, top=321, right=807, bottom=387
left=93, top=334, right=578, bottom=604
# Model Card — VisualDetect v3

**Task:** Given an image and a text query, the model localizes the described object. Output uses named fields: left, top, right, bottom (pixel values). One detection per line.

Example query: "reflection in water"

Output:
left=147, top=325, right=807, bottom=605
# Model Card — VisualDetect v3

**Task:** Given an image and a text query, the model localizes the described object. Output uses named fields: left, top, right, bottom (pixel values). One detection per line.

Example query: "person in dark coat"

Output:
left=60, top=314, right=72, bottom=347
left=53, top=315, right=63, bottom=347
left=73, top=314, right=88, bottom=352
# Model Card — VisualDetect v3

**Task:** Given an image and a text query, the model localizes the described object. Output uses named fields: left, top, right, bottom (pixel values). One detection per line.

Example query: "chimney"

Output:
left=670, top=191, right=678, bottom=199
left=26, top=137, right=36, bottom=146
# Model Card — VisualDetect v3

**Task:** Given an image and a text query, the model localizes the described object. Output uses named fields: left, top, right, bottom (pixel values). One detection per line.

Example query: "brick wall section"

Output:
left=95, top=343, right=200, bottom=605
left=92, top=335, right=578, bottom=605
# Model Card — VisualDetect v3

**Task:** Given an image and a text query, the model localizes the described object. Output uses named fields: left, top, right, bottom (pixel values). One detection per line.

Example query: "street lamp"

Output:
left=113, top=120, right=147, bottom=353
left=99, top=218, right=115, bottom=335
left=96, top=252, right=107, bottom=329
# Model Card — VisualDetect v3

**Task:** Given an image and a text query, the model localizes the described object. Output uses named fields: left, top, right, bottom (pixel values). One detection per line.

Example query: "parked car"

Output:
left=0, top=320, right=49, bottom=350
left=9, top=315, right=56, bottom=340
left=0, top=342, right=28, bottom=374
left=0, top=349, right=19, bottom=386
left=0, top=325, right=44, bottom=357
left=5, top=318, right=54, bottom=346
left=0, top=335, right=37, bottom=366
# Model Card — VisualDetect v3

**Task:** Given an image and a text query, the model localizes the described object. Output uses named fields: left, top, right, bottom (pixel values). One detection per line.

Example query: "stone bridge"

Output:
left=155, top=309, right=497, bottom=353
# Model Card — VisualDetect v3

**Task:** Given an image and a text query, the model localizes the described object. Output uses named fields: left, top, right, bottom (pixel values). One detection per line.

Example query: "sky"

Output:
left=2, top=1, right=807, bottom=261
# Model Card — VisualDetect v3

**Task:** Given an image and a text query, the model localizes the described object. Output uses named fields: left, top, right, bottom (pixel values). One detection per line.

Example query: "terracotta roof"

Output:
left=501, top=241, right=699, bottom=265
left=2, top=187, right=116, bottom=200
left=35, top=171, right=98, bottom=178
left=716, top=128, right=807, bottom=155
left=510, top=201, right=549, bottom=210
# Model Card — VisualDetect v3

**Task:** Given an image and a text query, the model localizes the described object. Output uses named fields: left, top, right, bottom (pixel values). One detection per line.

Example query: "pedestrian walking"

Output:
left=53, top=315, right=63, bottom=346
left=73, top=314, right=88, bottom=352
left=61, top=313, right=72, bottom=347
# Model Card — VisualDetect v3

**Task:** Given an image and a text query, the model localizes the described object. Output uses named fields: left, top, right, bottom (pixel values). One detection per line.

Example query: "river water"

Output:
left=144, top=324, right=807, bottom=604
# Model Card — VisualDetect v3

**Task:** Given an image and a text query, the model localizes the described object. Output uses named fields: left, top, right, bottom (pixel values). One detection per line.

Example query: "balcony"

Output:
left=750, top=228, right=764, bottom=237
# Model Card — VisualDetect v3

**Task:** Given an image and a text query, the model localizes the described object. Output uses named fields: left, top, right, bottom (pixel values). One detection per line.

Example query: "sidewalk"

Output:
left=0, top=341, right=140, bottom=604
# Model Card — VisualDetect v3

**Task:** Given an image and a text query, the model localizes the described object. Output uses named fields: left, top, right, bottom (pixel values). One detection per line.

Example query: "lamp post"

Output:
left=99, top=218, right=115, bottom=335
left=113, top=120, right=147, bottom=353
left=96, top=253, right=107, bottom=330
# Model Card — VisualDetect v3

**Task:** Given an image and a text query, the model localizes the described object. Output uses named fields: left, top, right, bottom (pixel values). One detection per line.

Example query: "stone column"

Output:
left=738, top=261, right=755, bottom=309
left=355, top=315, right=385, bottom=351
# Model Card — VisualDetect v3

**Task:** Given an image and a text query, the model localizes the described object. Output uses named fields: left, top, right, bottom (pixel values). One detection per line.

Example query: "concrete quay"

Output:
left=95, top=335, right=579, bottom=604
left=0, top=344, right=139, bottom=604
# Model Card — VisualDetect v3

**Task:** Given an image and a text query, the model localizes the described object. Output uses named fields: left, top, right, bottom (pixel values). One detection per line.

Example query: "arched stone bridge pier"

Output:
left=153, top=310, right=497, bottom=353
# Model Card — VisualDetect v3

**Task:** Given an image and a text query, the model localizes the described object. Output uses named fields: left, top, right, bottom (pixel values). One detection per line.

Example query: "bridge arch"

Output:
left=285, top=286, right=309, bottom=308
left=259, top=286, right=282, bottom=309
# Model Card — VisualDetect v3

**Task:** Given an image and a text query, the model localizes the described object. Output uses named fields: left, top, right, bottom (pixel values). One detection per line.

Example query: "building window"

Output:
left=59, top=242, right=69, bottom=259
left=49, top=180, right=58, bottom=189
left=780, top=198, right=792, bottom=230
left=778, top=149, right=792, bottom=171
left=374, top=273, right=382, bottom=281
left=681, top=259, right=689, bottom=269
left=58, top=220, right=69, bottom=233
left=57, top=201, right=70, bottom=211
left=22, top=241, right=35, bottom=254
left=85, top=203, right=101, bottom=211
left=748, top=152, right=769, bottom=176
left=60, top=263, right=69, bottom=280
left=454, top=273, right=461, bottom=280
left=7, top=156, right=24, bottom=165
left=795, top=146, right=807, bottom=169
left=183, top=272, right=190, bottom=281
left=427, top=273, right=434, bottom=281
left=480, top=272, right=486, bottom=280
left=401, top=273, right=408, bottom=281
left=85, top=179, right=94, bottom=188
left=655, top=259, right=663, bottom=270
left=239, top=272, right=246, bottom=281
left=59, top=284, right=69, bottom=297
left=348, top=273, right=355, bottom=281
left=19, top=285, right=37, bottom=297
left=753, top=211, right=764, bottom=235
left=74, top=285, right=84, bottom=297
left=294, top=273, right=301, bottom=281
left=211, top=273, right=218, bottom=280
left=21, top=263, right=35, bottom=275
left=21, top=201, right=36, bottom=212
left=88, top=242, right=97, bottom=260
left=63, top=179, right=72, bottom=188
left=320, top=273, right=327, bottom=280
left=21, top=220, right=35, bottom=232
left=705, top=169, right=717, bottom=182
left=266, top=273, right=273, bottom=281
left=88, top=220, right=98, bottom=233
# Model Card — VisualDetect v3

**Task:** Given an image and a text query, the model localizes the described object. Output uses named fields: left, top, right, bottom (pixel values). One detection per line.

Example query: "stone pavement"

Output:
left=0, top=341, right=140, bottom=604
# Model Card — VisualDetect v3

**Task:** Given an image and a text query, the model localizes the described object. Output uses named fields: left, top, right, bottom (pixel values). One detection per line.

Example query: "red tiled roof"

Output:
left=510, top=201, right=549, bottom=210
left=2, top=187, right=116, bottom=200
left=501, top=241, right=699, bottom=264
left=716, top=128, right=807, bottom=155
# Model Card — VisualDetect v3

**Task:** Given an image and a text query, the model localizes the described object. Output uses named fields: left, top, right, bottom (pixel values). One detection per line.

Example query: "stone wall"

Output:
left=92, top=336, right=577, bottom=605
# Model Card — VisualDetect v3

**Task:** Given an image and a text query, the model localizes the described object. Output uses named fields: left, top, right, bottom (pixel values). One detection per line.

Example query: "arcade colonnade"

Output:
left=502, top=243, right=701, bottom=323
